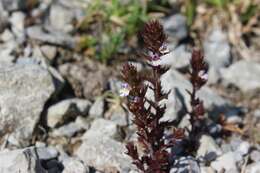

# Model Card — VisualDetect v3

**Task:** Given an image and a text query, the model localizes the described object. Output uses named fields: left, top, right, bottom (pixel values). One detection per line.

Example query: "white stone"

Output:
left=197, top=135, right=222, bottom=158
left=237, top=141, right=250, bottom=156
left=211, top=152, right=238, bottom=172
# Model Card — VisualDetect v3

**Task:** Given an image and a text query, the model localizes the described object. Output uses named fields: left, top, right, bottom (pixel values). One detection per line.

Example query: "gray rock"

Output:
left=58, top=61, right=109, bottom=99
left=250, top=150, right=260, bottom=162
left=9, top=12, right=25, bottom=38
left=35, top=141, right=46, bottom=148
left=211, top=152, right=240, bottom=172
left=56, top=0, right=87, bottom=21
left=0, top=5, right=8, bottom=32
left=254, top=109, right=260, bottom=118
left=0, top=41, right=17, bottom=64
left=26, top=26, right=76, bottom=49
left=47, top=98, right=91, bottom=128
left=1, top=29, right=14, bottom=42
left=197, top=135, right=222, bottom=159
left=0, top=0, right=27, bottom=11
left=158, top=45, right=191, bottom=69
left=82, top=118, right=122, bottom=140
left=207, top=67, right=221, bottom=84
left=0, top=147, right=48, bottom=173
left=56, top=144, right=70, bottom=162
left=163, top=14, right=187, bottom=43
left=230, top=137, right=244, bottom=151
left=200, top=166, right=215, bottom=173
left=16, top=56, right=65, bottom=96
left=89, top=97, right=104, bottom=119
left=40, top=45, right=57, bottom=61
left=47, top=66, right=65, bottom=95
left=160, top=69, right=231, bottom=120
left=221, top=142, right=233, bottom=153
left=220, top=60, right=260, bottom=93
left=204, top=28, right=231, bottom=69
left=106, top=107, right=128, bottom=126
left=62, top=158, right=89, bottom=173
left=76, top=118, right=133, bottom=172
left=171, top=156, right=200, bottom=173
left=51, top=116, right=89, bottom=137
left=0, top=64, right=55, bottom=146
left=236, top=141, right=250, bottom=156
left=49, top=3, right=74, bottom=33
left=36, top=147, right=59, bottom=160
left=245, top=162, right=260, bottom=173
left=76, top=137, right=135, bottom=173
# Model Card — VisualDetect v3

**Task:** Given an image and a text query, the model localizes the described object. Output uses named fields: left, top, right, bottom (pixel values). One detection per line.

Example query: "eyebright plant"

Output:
left=121, top=20, right=209, bottom=173
left=121, top=20, right=185, bottom=173
left=185, top=49, right=209, bottom=153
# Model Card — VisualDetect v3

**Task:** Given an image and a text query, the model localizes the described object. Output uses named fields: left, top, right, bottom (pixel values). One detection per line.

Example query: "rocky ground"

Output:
left=0, top=0, right=259, bottom=173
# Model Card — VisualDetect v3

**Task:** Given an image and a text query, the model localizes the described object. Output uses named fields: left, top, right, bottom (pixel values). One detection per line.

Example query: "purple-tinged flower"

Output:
left=198, top=70, right=208, bottom=81
left=119, top=83, right=130, bottom=97
left=159, top=43, right=170, bottom=54
left=148, top=51, right=160, bottom=61
left=128, top=95, right=142, bottom=103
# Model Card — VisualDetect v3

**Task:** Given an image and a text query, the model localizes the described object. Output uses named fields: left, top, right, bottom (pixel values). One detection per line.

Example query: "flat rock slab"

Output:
left=220, top=60, right=260, bottom=93
left=0, top=147, right=49, bottom=173
left=76, top=137, right=134, bottom=173
left=75, top=118, right=135, bottom=172
left=159, top=69, right=231, bottom=121
left=0, top=63, right=55, bottom=146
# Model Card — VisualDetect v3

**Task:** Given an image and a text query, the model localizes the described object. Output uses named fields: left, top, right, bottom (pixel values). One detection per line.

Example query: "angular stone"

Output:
left=0, top=147, right=50, bottom=173
left=26, top=26, right=75, bottom=49
left=58, top=61, right=109, bottom=99
left=163, top=14, right=187, bottom=43
left=76, top=137, right=135, bottom=173
left=47, top=98, right=91, bottom=128
left=62, top=157, right=89, bottom=173
left=0, top=0, right=27, bottom=11
left=9, top=12, right=25, bottom=38
left=211, top=152, right=240, bottom=172
left=82, top=118, right=121, bottom=140
left=220, top=60, right=260, bottom=93
left=0, top=64, right=55, bottom=146
left=89, top=97, right=104, bottom=119
left=204, top=28, right=231, bottom=69
left=245, top=162, right=260, bottom=173
left=197, top=135, right=222, bottom=159
left=250, top=150, right=260, bottom=162
left=107, top=107, right=128, bottom=126
left=49, top=3, right=74, bottom=33
left=40, top=45, right=57, bottom=61
left=160, top=69, right=231, bottom=120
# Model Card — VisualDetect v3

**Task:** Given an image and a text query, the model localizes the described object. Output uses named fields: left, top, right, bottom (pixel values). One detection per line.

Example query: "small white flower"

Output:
left=159, top=43, right=170, bottom=54
left=198, top=70, right=208, bottom=81
left=119, top=83, right=130, bottom=97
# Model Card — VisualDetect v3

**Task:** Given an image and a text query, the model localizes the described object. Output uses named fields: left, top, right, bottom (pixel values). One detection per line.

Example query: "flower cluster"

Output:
left=185, top=49, right=209, bottom=151
left=188, top=49, right=208, bottom=121
left=121, top=20, right=184, bottom=173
